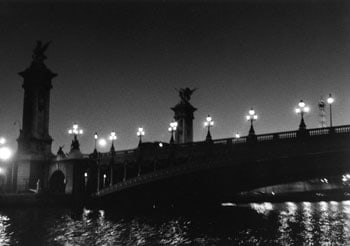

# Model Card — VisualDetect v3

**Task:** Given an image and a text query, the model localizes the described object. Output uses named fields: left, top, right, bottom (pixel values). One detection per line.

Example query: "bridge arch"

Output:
left=49, top=170, right=66, bottom=193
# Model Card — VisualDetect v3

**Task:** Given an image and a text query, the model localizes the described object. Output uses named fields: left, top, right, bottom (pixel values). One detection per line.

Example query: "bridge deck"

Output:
left=94, top=125, right=350, bottom=199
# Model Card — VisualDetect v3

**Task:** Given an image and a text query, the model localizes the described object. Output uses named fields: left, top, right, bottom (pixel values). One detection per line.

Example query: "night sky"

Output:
left=1, top=1, right=350, bottom=154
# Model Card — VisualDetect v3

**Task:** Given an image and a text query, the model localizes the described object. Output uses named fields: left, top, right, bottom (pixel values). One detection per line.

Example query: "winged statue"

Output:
left=176, top=87, right=197, bottom=104
left=32, top=40, right=52, bottom=62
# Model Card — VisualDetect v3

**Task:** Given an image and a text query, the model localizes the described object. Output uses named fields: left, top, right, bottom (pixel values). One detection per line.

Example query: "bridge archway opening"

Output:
left=49, top=170, right=66, bottom=193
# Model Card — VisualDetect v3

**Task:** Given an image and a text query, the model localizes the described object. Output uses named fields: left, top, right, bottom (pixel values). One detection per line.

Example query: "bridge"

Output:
left=10, top=43, right=350, bottom=208
left=90, top=125, right=350, bottom=208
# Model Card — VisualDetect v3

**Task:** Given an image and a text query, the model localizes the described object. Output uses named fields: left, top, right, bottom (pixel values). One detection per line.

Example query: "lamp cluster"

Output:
left=204, top=115, right=214, bottom=127
left=109, top=131, right=117, bottom=141
left=137, top=127, right=145, bottom=145
left=137, top=127, right=145, bottom=137
left=68, top=123, right=83, bottom=136
left=246, top=108, right=258, bottom=121
left=295, top=100, right=310, bottom=115
left=168, top=121, right=178, bottom=144
left=204, top=115, right=214, bottom=141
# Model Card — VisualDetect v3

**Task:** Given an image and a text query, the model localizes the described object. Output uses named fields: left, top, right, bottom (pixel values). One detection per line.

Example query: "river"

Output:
left=0, top=201, right=349, bottom=245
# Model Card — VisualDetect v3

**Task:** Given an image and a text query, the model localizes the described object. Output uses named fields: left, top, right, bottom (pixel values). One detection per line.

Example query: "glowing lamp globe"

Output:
left=0, top=138, right=6, bottom=145
left=0, top=147, right=12, bottom=161
left=98, top=138, right=107, bottom=147
left=298, top=100, right=305, bottom=108
left=327, top=94, right=334, bottom=104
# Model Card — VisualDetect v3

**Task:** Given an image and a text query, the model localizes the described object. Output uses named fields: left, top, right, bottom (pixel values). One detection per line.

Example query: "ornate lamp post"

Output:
left=327, top=94, right=334, bottom=128
left=137, top=127, right=145, bottom=146
left=68, top=123, right=83, bottom=150
left=204, top=115, right=214, bottom=141
left=109, top=131, right=117, bottom=152
left=84, top=172, right=88, bottom=191
left=168, top=121, right=178, bottom=144
left=295, top=100, right=310, bottom=131
left=246, top=108, right=258, bottom=136
left=103, top=173, right=107, bottom=188
left=108, top=131, right=117, bottom=187
left=94, top=132, right=98, bottom=150
left=136, top=127, right=145, bottom=176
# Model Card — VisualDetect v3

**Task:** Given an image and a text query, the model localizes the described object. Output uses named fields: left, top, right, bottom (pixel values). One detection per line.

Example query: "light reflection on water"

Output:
left=0, top=201, right=350, bottom=245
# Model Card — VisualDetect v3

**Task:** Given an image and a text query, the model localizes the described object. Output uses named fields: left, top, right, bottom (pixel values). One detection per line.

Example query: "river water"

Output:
left=0, top=201, right=350, bottom=245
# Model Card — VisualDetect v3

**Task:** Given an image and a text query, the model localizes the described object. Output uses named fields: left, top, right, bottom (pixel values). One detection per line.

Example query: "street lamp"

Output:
left=246, top=108, right=258, bottom=136
left=0, top=138, right=12, bottom=161
left=327, top=94, right=334, bottom=128
left=103, top=173, right=107, bottom=188
left=0, top=138, right=12, bottom=191
left=204, top=115, right=214, bottom=141
left=168, top=121, right=178, bottom=144
left=295, top=100, right=310, bottom=130
left=0, top=147, right=12, bottom=162
left=109, top=131, right=117, bottom=152
left=94, top=132, right=98, bottom=150
left=98, top=138, right=107, bottom=148
left=137, top=127, right=145, bottom=145
left=84, top=172, right=88, bottom=189
left=235, top=133, right=240, bottom=139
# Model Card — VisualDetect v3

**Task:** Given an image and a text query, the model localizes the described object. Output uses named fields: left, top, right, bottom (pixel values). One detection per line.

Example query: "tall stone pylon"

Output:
left=14, top=41, right=57, bottom=191
left=171, top=88, right=197, bottom=144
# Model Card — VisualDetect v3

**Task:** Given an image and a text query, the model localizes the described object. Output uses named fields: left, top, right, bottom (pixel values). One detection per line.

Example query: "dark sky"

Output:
left=1, top=0, right=350, bottom=154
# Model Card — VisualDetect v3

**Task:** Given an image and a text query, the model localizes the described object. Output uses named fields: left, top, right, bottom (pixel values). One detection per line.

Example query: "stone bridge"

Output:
left=90, top=125, right=350, bottom=208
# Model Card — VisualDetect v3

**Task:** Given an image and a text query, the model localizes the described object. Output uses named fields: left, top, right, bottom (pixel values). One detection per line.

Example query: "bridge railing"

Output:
left=209, top=125, right=350, bottom=145
left=95, top=149, right=137, bottom=160
left=335, top=125, right=350, bottom=134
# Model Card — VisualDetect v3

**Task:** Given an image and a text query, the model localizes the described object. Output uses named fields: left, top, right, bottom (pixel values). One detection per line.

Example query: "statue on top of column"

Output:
left=32, top=40, right=51, bottom=62
left=177, top=87, right=197, bottom=104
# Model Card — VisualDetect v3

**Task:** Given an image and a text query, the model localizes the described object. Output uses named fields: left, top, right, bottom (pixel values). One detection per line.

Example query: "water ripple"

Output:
left=0, top=202, right=349, bottom=245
